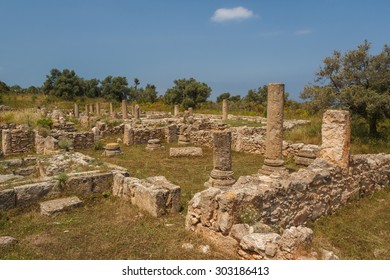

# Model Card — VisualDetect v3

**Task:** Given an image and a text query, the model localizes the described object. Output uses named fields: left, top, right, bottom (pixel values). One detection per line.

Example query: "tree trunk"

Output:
left=369, top=116, right=379, bottom=137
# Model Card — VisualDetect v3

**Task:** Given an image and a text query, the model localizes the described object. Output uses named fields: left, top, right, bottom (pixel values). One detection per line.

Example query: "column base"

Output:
left=259, top=159, right=287, bottom=176
left=204, top=170, right=236, bottom=189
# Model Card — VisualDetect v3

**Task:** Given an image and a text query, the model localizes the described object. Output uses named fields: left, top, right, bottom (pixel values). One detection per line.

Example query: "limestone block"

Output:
left=169, top=147, right=203, bottom=157
left=240, top=233, right=281, bottom=254
left=320, top=110, right=350, bottom=169
left=0, top=236, right=18, bottom=247
left=14, top=180, right=60, bottom=207
left=0, top=189, right=16, bottom=210
left=66, top=172, right=113, bottom=195
left=279, top=226, right=313, bottom=253
left=39, top=196, right=83, bottom=216
left=115, top=175, right=181, bottom=217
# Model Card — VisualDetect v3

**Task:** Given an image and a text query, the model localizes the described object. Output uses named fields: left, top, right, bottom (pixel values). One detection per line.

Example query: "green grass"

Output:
left=311, top=186, right=390, bottom=259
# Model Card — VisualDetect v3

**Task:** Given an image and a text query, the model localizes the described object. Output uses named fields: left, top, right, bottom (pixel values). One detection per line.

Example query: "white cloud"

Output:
left=294, top=29, right=312, bottom=36
left=211, top=6, right=255, bottom=23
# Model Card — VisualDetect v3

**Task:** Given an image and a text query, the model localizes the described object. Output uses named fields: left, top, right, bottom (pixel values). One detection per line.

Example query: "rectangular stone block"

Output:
left=114, top=175, right=181, bottom=217
left=0, top=189, right=16, bottom=211
left=66, top=172, right=113, bottom=195
left=14, top=180, right=59, bottom=207
left=320, top=110, right=350, bottom=169
left=40, top=196, right=82, bottom=216
left=169, top=147, right=203, bottom=157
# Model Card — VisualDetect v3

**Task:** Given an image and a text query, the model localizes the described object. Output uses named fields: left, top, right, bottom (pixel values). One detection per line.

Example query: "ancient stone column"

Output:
left=89, top=104, right=94, bottom=114
left=135, top=105, right=140, bottom=119
left=260, top=83, right=286, bottom=175
left=95, top=102, right=100, bottom=116
left=74, top=103, right=79, bottom=118
left=320, top=110, right=350, bottom=169
left=174, top=105, right=180, bottom=117
left=85, top=104, right=89, bottom=115
left=188, top=107, right=193, bottom=116
left=205, top=131, right=235, bottom=188
left=122, top=100, right=127, bottom=120
left=109, top=102, right=114, bottom=118
left=222, top=99, right=228, bottom=121
left=166, top=124, right=178, bottom=143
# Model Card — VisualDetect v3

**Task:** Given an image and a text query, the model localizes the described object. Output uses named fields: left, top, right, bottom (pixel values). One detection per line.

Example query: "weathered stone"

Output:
left=0, top=236, right=18, bottom=247
left=320, top=249, right=339, bottom=260
left=122, top=100, right=128, bottom=119
left=0, top=189, right=16, bottom=210
left=169, top=147, right=203, bottom=157
left=222, top=99, right=228, bottom=121
left=14, top=166, right=36, bottom=176
left=320, top=110, right=350, bottom=169
left=40, top=196, right=83, bottom=216
left=279, top=226, right=313, bottom=253
left=74, top=103, right=79, bottom=118
left=174, top=104, right=180, bottom=117
left=230, top=224, right=250, bottom=241
left=66, top=172, right=113, bottom=195
left=14, top=180, right=59, bottom=207
left=294, top=156, right=315, bottom=166
left=0, top=174, right=24, bottom=183
left=146, top=139, right=164, bottom=151
left=240, top=233, right=281, bottom=254
left=166, top=124, right=178, bottom=143
left=103, top=143, right=122, bottom=157
left=114, top=175, right=181, bottom=217
left=265, top=242, right=278, bottom=257
left=260, top=83, right=286, bottom=175
left=205, top=131, right=235, bottom=188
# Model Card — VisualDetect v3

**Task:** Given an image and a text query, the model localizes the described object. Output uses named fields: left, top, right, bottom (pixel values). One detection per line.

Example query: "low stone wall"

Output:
left=2, top=128, right=35, bottom=156
left=0, top=180, right=60, bottom=210
left=113, top=173, right=181, bottom=217
left=186, top=153, right=390, bottom=258
left=123, top=124, right=165, bottom=145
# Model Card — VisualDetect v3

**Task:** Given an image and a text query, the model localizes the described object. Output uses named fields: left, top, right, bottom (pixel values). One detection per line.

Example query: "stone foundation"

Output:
left=186, top=154, right=390, bottom=258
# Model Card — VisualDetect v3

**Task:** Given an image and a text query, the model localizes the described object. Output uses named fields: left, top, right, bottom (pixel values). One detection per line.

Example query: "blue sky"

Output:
left=1, top=0, right=389, bottom=101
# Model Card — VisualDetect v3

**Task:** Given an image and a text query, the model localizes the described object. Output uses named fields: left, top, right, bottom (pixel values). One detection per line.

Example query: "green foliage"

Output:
left=164, top=78, right=211, bottom=109
left=216, top=92, right=241, bottom=103
left=0, top=80, right=10, bottom=93
left=102, top=191, right=111, bottom=198
left=58, top=137, right=72, bottom=151
left=301, top=40, right=390, bottom=136
left=36, top=117, right=53, bottom=129
left=236, top=204, right=261, bottom=225
left=42, top=68, right=84, bottom=100
left=93, top=140, right=104, bottom=151
left=101, top=75, right=130, bottom=102
left=56, top=172, right=68, bottom=187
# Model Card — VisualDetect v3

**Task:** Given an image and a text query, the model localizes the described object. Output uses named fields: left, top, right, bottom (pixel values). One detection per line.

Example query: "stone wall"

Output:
left=123, top=124, right=165, bottom=145
left=186, top=154, right=390, bottom=252
left=2, top=128, right=35, bottom=156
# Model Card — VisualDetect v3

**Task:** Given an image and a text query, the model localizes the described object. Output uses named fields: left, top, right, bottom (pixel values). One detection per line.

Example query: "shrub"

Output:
left=58, top=137, right=72, bottom=151
left=36, top=117, right=53, bottom=129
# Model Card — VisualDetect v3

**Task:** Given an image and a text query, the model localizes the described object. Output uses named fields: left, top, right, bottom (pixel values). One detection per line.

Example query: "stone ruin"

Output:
left=184, top=84, right=390, bottom=259
left=0, top=87, right=388, bottom=260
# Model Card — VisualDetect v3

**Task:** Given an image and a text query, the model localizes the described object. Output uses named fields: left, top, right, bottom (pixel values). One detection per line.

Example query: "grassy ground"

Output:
left=311, top=186, right=390, bottom=259
left=0, top=142, right=267, bottom=260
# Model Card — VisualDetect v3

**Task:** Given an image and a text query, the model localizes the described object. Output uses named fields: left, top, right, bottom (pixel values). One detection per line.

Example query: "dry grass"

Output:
left=310, top=186, right=390, bottom=259
left=0, top=141, right=267, bottom=260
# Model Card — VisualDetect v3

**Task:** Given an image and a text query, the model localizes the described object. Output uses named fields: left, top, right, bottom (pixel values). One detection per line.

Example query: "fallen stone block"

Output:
left=66, top=172, right=113, bottom=195
left=169, top=147, right=203, bottom=157
left=0, top=236, right=18, bottom=247
left=14, top=180, right=60, bottom=207
left=0, top=188, right=16, bottom=211
left=39, top=196, right=83, bottom=216
left=113, top=174, right=181, bottom=217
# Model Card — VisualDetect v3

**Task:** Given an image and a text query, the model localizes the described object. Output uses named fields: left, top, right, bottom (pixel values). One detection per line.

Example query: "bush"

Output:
left=36, top=117, right=53, bottom=129
left=93, top=140, right=104, bottom=151
left=58, top=137, right=72, bottom=151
